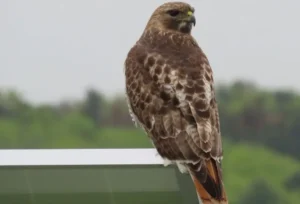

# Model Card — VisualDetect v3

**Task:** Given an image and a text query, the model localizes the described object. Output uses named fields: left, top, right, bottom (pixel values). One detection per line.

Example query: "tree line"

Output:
left=0, top=81, right=299, bottom=161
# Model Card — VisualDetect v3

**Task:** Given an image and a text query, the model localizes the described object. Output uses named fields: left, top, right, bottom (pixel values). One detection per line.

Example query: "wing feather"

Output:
left=125, top=36, right=222, bottom=164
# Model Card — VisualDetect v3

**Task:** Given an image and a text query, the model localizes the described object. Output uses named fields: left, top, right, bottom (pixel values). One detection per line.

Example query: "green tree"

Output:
left=83, top=89, right=103, bottom=127
left=239, top=180, right=284, bottom=204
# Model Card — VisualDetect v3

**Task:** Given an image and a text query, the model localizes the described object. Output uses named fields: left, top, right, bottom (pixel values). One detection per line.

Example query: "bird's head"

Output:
left=146, top=2, right=196, bottom=34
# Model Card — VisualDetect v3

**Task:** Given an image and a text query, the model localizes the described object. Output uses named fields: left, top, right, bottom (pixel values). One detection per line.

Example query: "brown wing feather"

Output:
left=125, top=30, right=221, bottom=160
left=125, top=29, right=226, bottom=203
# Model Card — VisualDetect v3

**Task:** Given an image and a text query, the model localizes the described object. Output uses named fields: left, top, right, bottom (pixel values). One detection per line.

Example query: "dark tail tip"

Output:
left=189, top=159, right=225, bottom=201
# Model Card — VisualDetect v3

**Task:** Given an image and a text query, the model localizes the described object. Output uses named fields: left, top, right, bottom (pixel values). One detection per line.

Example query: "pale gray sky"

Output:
left=0, top=0, right=299, bottom=104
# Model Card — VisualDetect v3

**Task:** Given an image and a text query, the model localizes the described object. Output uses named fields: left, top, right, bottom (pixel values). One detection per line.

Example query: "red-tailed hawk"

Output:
left=124, top=2, right=228, bottom=204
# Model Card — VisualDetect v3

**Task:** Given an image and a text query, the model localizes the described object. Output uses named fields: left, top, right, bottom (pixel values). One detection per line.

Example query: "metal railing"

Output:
left=0, top=148, right=198, bottom=204
left=0, top=148, right=163, bottom=166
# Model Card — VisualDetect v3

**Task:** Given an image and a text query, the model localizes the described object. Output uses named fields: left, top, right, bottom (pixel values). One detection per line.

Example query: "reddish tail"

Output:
left=189, top=159, right=228, bottom=204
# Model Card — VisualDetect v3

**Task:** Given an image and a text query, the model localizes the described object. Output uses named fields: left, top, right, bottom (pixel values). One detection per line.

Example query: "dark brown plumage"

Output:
left=124, top=2, right=228, bottom=203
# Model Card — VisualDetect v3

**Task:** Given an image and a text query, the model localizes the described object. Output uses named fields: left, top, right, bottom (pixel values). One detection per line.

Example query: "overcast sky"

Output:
left=0, top=0, right=299, bottom=104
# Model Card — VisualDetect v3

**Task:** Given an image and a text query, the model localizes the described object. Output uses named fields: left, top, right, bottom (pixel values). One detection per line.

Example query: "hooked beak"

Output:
left=189, top=15, right=196, bottom=26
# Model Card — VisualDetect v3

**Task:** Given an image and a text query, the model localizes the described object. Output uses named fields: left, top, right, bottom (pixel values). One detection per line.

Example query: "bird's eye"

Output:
left=167, top=9, right=180, bottom=17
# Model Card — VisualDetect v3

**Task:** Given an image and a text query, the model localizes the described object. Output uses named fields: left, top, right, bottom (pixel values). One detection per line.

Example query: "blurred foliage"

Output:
left=239, top=180, right=284, bottom=204
left=0, top=81, right=300, bottom=203
left=222, top=141, right=300, bottom=204
left=216, top=81, right=300, bottom=160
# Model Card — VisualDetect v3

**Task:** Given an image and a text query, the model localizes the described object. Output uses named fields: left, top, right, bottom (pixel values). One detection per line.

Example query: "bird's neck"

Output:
left=140, top=28, right=197, bottom=50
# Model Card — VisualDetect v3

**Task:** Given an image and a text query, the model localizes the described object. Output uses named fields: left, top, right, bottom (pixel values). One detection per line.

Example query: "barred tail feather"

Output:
left=189, top=159, right=228, bottom=204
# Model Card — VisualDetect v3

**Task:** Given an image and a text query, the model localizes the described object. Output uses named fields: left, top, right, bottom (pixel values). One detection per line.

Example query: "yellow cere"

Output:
left=187, top=11, right=193, bottom=16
